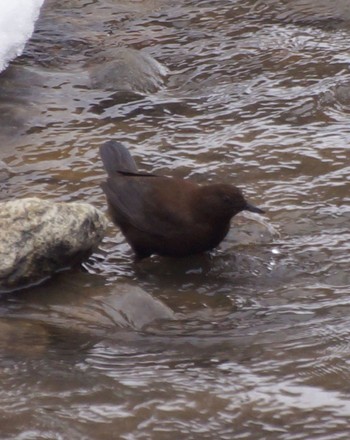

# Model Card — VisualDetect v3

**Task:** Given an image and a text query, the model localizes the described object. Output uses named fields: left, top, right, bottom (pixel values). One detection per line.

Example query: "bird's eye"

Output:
left=222, top=194, right=232, bottom=203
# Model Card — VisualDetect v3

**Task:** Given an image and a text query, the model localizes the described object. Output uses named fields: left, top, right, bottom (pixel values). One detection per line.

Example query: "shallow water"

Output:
left=0, top=0, right=350, bottom=438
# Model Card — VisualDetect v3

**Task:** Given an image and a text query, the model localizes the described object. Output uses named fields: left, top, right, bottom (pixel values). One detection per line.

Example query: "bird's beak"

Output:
left=245, top=202, right=265, bottom=214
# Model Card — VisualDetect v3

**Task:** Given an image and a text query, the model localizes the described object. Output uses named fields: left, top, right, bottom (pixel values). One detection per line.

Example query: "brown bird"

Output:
left=100, top=140, right=264, bottom=260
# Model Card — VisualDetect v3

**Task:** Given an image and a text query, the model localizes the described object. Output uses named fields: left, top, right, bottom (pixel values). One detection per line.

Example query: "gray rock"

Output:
left=101, top=285, right=175, bottom=330
left=89, top=47, right=168, bottom=94
left=51, top=283, right=176, bottom=332
left=0, top=198, right=108, bottom=291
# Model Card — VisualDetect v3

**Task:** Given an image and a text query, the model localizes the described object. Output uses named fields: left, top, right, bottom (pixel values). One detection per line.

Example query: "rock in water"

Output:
left=101, top=285, right=175, bottom=330
left=51, top=284, right=176, bottom=333
left=0, top=198, right=108, bottom=291
left=89, top=47, right=168, bottom=94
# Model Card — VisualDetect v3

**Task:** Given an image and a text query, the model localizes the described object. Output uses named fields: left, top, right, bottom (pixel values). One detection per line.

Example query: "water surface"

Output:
left=0, top=0, right=350, bottom=438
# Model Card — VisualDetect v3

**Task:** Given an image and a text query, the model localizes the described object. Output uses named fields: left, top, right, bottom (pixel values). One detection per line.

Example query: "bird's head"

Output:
left=198, top=184, right=265, bottom=220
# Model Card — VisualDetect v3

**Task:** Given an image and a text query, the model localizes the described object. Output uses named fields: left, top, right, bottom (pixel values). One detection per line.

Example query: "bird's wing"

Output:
left=101, top=176, right=191, bottom=238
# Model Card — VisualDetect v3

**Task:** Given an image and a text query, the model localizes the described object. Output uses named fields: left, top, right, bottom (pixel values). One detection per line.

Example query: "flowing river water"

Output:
left=1, top=0, right=350, bottom=438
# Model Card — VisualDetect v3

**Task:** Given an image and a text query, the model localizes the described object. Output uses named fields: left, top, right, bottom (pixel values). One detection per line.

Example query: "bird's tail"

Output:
left=99, top=140, right=138, bottom=176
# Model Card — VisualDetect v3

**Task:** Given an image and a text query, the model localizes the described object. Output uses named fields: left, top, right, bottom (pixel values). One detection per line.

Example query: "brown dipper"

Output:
left=100, top=140, right=264, bottom=259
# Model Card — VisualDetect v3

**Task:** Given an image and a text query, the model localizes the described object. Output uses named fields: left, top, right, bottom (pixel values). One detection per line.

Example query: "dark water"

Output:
left=1, top=0, right=350, bottom=438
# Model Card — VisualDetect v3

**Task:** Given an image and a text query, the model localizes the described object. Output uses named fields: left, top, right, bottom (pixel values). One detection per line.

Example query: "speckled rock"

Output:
left=0, top=198, right=108, bottom=291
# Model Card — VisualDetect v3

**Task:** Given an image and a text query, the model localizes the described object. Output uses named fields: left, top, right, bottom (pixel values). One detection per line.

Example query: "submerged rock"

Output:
left=0, top=198, right=108, bottom=291
left=88, top=47, right=168, bottom=94
left=51, top=283, right=176, bottom=333
left=101, top=285, right=175, bottom=330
